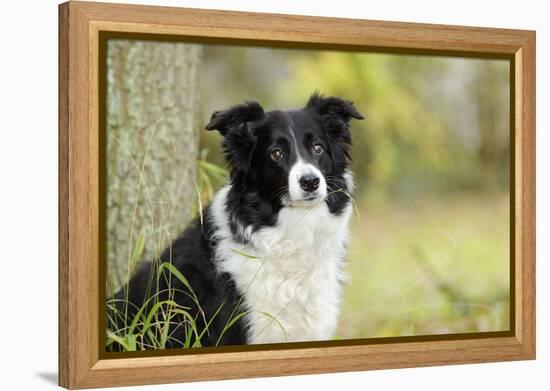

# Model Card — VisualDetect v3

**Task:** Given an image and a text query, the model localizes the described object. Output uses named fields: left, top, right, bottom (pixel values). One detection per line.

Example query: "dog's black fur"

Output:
left=107, top=93, right=363, bottom=350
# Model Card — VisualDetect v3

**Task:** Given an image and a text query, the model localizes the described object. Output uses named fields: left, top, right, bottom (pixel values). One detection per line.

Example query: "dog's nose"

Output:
left=299, top=174, right=320, bottom=192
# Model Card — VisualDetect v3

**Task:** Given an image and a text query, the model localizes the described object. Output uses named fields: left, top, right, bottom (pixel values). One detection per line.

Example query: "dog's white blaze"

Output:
left=284, top=111, right=327, bottom=205
left=210, top=182, right=353, bottom=344
left=287, top=159, right=328, bottom=204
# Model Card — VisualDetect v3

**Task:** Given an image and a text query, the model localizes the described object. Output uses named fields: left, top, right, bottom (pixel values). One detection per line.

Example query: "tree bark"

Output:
left=106, top=40, right=202, bottom=294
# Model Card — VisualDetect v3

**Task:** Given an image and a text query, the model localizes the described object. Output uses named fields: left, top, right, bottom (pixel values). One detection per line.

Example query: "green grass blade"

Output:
left=106, top=330, right=131, bottom=351
left=142, top=300, right=181, bottom=334
left=231, top=249, right=261, bottom=259
left=216, top=311, right=248, bottom=346
left=258, top=311, right=288, bottom=341
left=198, top=160, right=228, bottom=180
left=157, top=262, right=200, bottom=305
left=130, top=230, right=146, bottom=271
left=191, top=302, right=226, bottom=348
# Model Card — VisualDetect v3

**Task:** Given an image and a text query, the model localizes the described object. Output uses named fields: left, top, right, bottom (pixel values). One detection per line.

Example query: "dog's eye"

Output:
left=270, top=149, right=283, bottom=162
left=313, top=143, right=324, bottom=155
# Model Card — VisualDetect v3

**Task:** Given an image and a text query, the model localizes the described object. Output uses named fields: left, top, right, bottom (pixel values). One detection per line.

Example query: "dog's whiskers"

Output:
left=269, top=186, right=289, bottom=202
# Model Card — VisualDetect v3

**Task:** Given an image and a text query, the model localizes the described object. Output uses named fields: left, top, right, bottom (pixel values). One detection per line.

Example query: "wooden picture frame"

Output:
left=58, top=1, right=536, bottom=388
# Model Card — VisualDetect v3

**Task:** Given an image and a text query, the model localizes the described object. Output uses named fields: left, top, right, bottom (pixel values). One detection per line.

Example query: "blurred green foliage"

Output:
left=338, top=194, right=509, bottom=338
left=195, top=44, right=510, bottom=338
left=279, top=53, right=509, bottom=204
left=199, top=47, right=509, bottom=205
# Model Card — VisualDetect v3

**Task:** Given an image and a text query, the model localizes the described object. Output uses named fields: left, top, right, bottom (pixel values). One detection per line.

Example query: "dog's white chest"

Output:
left=211, top=187, right=352, bottom=344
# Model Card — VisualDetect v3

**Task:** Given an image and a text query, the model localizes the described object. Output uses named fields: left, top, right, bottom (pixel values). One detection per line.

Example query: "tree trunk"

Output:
left=106, top=40, right=202, bottom=294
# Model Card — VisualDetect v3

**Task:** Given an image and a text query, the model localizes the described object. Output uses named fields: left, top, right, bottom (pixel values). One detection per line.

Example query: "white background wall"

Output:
left=0, top=0, right=546, bottom=389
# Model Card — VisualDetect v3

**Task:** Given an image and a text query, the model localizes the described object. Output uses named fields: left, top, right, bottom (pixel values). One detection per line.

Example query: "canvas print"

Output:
left=104, top=40, right=510, bottom=352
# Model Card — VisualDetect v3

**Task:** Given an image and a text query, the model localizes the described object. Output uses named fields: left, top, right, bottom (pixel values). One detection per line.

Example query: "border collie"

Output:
left=108, top=93, right=363, bottom=349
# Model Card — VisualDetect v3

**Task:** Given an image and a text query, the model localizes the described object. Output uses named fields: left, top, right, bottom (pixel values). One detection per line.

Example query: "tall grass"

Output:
left=105, top=136, right=248, bottom=350
left=106, top=260, right=245, bottom=350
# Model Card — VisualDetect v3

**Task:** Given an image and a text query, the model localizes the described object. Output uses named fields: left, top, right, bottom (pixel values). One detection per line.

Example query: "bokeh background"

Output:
left=106, top=40, right=510, bottom=340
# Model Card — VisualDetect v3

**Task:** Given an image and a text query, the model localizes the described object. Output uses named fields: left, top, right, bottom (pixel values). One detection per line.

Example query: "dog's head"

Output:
left=205, top=92, right=363, bottom=211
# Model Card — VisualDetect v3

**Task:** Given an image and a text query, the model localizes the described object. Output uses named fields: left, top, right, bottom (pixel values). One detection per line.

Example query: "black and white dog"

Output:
left=109, top=93, right=363, bottom=349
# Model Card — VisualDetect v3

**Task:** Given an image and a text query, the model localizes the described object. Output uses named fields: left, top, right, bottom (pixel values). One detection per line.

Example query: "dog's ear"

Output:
left=205, top=101, right=265, bottom=136
left=305, top=92, right=363, bottom=169
left=305, top=92, right=364, bottom=123
left=205, top=101, right=265, bottom=183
